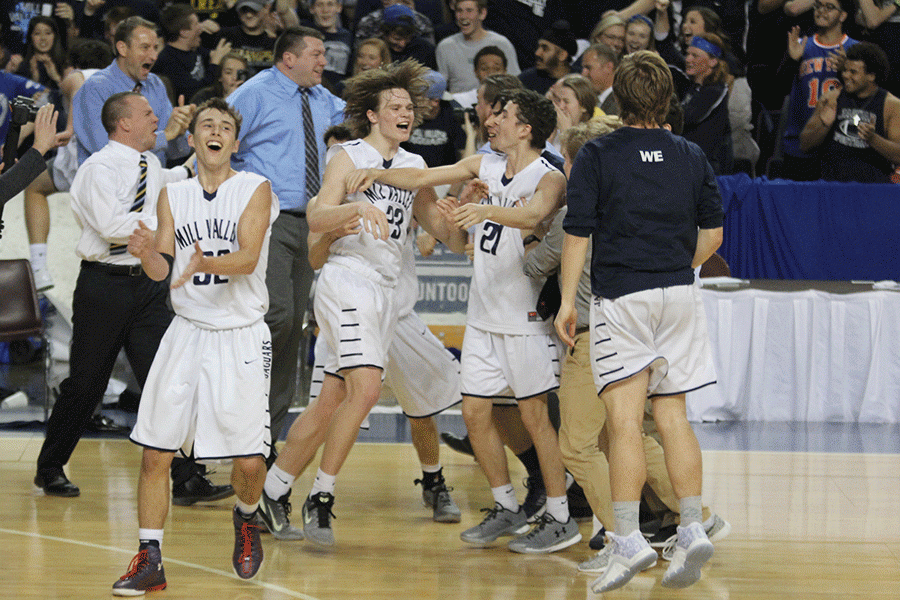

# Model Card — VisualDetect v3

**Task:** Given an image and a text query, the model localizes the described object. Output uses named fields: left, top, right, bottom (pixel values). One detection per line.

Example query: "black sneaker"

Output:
left=257, top=489, right=304, bottom=540
left=302, top=492, right=336, bottom=546
left=172, top=469, right=234, bottom=506
left=232, top=507, right=263, bottom=579
left=112, top=546, right=166, bottom=596
left=439, top=432, right=474, bottom=457
left=522, top=474, right=546, bottom=523
left=589, top=527, right=607, bottom=550
left=643, top=521, right=678, bottom=548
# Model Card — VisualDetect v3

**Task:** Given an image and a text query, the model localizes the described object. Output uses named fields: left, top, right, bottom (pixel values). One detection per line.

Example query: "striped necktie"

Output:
left=110, top=155, right=147, bottom=256
left=300, top=87, right=320, bottom=199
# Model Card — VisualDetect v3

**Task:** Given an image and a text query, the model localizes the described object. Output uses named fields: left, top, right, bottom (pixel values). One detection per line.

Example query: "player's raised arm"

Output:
left=452, top=168, right=566, bottom=230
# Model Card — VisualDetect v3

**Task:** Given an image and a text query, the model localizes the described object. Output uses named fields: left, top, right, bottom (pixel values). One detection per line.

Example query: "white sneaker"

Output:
left=590, top=530, right=658, bottom=593
left=32, top=267, right=54, bottom=292
left=662, top=513, right=731, bottom=561
left=578, top=540, right=657, bottom=573
left=661, top=521, right=714, bottom=588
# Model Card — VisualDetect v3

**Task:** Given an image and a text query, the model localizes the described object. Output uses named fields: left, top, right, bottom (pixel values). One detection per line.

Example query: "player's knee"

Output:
left=140, top=449, right=173, bottom=476
left=462, top=398, right=492, bottom=430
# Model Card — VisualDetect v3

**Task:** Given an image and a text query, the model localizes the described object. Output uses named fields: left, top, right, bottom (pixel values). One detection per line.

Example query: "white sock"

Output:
left=264, top=464, right=295, bottom=499
left=235, top=499, right=259, bottom=518
left=613, top=501, right=641, bottom=536
left=29, top=244, right=47, bottom=271
left=545, top=495, right=569, bottom=522
left=420, top=463, right=441, bottom=473
left=592, top=515, right=604, bottom=537
left=309, top=468, right=336, bottom=497
left=138, top=528, right=164, bottom=549
left=490, top=484, right=518, bottom=512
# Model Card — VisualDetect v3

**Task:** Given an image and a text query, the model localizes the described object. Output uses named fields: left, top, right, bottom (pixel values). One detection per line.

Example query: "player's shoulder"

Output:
left=393, top=146, right=426, bottom=168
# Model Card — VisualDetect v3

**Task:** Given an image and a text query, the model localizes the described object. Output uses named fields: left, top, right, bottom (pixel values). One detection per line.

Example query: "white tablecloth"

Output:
left=687, top=288, right=900, bottom=423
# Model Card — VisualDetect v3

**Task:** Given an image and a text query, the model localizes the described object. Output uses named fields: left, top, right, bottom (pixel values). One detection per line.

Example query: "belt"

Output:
left=281, top=209, right=306, bottom=218
left=574, top=326, right=590, bottom=336
left=81, top=260, right=144, bottom=277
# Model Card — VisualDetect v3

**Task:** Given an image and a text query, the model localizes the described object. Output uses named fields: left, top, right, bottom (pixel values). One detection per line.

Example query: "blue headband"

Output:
left=690, top=36, right=722, bottom=58
left=628, top=14, right=654, bottom=29
left=691, top=35, right=722, bottom=58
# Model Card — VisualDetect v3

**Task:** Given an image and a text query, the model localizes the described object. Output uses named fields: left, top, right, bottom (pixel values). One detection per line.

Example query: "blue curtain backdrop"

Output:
left=717, top=175, right=900, bottom=281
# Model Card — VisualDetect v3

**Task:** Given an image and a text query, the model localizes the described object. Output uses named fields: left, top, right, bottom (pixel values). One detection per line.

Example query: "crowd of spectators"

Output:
left=2, top=0, right=899, bottom=291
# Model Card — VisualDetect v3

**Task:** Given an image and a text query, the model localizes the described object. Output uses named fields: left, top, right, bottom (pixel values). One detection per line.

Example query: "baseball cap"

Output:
left=236, top=0, right=267, bottom=13
left=383, top=4, right=415, bottom=27
left=423, top=70, right=447, bottom=99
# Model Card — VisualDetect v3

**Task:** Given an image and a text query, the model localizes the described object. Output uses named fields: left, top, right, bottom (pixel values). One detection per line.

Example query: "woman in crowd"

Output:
left=191, top=53, right=250, bottom=104
left=624, top=14, right=655, bottom=55
left=681, top=32, right=734, bottom=175
left=352, top=37, right=391, bottom=75
left=16, top=16, right=71, bottom=90
left=549, top=74, right=598, bottom=150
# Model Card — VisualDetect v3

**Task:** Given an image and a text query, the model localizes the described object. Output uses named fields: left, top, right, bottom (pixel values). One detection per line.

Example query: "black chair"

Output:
left=0, top=259, right=51, bottom=419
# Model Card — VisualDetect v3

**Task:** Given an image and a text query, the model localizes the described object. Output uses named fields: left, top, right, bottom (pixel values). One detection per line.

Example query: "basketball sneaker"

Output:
left=416, top=476, right=461, bottom=523
left=257, top=489, right=305, bottom=540
left=661, top=522, right=714, bottom=588
left=578, top=539, right=657, bottom=573
left=522, top=475, right=546, bottom=522
left=232, top=507, right=263, bottom=580
left=661, top=513, right=731, bottom=560
left=460, top=503, right=530, bottom=545
left=507, top=513, right=582, bottom=554
left=302, top=492, right=336, bottom=546
left=112, top=545, right=166, bottom=596
left=590, top=530, right=658, bottom=593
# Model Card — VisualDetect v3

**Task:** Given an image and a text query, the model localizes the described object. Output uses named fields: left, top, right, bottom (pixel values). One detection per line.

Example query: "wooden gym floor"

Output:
left=2, top=428, right=899, bottom=600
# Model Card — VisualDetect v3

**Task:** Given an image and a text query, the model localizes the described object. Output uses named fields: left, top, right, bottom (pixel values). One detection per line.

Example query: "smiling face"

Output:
left=841, top=59, right=875, bottom=95
left=31, top=22, right=55, bottom=54
left=117, top=26, right=159, bottom=82
left=492, top=100, right=529, bottom=152
left=625, top=21, right=651, bottom=54
left=455, top=0, right=485, bottom=38
left=597, top=25, right=625, bottom=55
left=681, top=10, right=706, bottom=47
left=368, top=88, right=415, bottom=143
left=356, top=42, right=384, bottom=71
left=289, top=36, right=327, bottom=87
left=685, top=45, right=715, bottom=82
left=239, top=5, right=265, bottom=33
left=189, top=107, right=240, bottom=169
left=474, top=52, right=505, bottom=82
left=311, top=0, right=341, bottom=31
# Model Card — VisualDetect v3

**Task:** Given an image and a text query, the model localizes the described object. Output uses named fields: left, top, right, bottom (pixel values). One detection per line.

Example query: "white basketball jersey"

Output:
left=467, top=153, right=554, bottom=335
left=167, top=171, right=278, bottom=329
left=327, top=139, right=423, bottom=286
left=395, top=236, right=418, bottom=317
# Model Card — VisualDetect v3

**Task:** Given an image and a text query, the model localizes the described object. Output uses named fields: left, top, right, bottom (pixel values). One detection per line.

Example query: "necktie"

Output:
left=132, top=81, right=142, bottom=93
left=300, top=87, right=320, bottom=199
left=110, top=155, right=147, bottom=256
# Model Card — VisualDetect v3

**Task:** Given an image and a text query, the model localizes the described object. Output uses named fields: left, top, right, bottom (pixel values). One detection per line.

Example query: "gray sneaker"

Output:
left=257, top=489, right=304, bottom=540
left=460, top=503, right=530, bottom=545
left=420, top=480, right=461, bottom=523
left=302, top=492, right=336, bottom=546
left=579, top=541, right=657, bottom=573
left=662, top=513, right=731, bottom=561
left=508, top=513, right=582, bottom=554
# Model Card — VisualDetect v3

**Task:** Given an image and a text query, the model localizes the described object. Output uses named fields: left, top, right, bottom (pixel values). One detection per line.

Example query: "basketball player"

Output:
left=257, top=215, right=463, bottom=538
left=290, top=60, right=467, bottom=547
left=555, top=51, right=724, bottom=592
left=113, top=98, right=278, bottom=594
left=346, top=88, right=579, bottom=554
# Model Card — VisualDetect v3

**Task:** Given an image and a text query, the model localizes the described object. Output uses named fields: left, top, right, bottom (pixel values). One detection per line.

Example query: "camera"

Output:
left=236, top=69, right=249, bottom=82
left=452, top=104, right=479, bottom=128
left=9, top=96, right=39, bottom=127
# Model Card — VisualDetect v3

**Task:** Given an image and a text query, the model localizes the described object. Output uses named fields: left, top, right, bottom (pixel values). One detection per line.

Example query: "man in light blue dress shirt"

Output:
left=228, top=26, right=345, bottom=449
left=73, top=16, right=194, bottom=165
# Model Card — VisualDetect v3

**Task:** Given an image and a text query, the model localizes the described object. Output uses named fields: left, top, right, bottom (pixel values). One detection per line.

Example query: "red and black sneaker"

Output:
left=232, top=507, right=264, bottom=580
left=112, top=546, right=166, bottom=596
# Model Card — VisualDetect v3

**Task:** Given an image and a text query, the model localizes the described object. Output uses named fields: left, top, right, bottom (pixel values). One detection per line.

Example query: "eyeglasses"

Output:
left=814, top=2, right=841, bottom=11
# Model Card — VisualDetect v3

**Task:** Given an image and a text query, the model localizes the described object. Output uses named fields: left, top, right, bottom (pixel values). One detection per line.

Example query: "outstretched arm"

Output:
left=306, top=196, right=362, bottom=270
left=412, top=187, right=468, bottom=254
left=346, top=154, right=483, bottom=194
left=170, top=180, right=274, bottom=288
